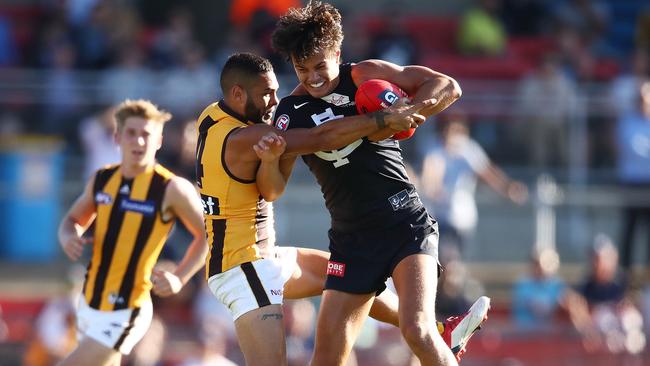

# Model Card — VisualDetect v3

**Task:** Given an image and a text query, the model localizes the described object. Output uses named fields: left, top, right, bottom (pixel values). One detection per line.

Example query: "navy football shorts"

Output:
left=325, top=207, right=440, bottom=295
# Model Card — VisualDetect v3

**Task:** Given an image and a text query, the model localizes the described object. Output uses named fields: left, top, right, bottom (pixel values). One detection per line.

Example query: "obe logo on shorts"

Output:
left=327, top=261, right=346, bottom=277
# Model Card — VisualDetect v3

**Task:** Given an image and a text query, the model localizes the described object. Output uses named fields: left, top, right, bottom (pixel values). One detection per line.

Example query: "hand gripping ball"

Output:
left=355, top=79, right=415, bottom=140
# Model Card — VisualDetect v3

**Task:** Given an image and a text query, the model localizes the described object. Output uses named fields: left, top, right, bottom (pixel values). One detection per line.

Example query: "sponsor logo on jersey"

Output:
left=321, top=92, right=353, bottom=107
left=275, top=114, right=290, bottom=131
left=200, top=194, right=219, bottom=215
left=388, top=189, right=411, bottom=211
left=119, top=198, right=155, bottom=216
left=95, top=192, right=113, bottom=205
left=119, top=184, right=130, bottom=195
left=293, top=102, right=309, bottom=109
left=327, top=261, right=346, bottom=277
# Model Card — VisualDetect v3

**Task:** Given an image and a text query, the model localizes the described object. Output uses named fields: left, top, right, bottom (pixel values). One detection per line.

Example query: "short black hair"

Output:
left=271, top=1, right=343, bottom=62
left=220, top=52, right=274, bottom=92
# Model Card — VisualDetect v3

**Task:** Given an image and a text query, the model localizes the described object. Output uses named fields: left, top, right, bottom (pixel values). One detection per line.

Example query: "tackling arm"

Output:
left=280, top=100, right=432, bottom=156
left=254, top=133, right=298, bottom=201
left=232, top=99, right=430, bottom=163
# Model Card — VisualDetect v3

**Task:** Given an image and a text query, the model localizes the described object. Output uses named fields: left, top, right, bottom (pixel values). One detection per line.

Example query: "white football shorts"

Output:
left=76, top=296, right=153, bottom=354
left=208, top=246, right=298, bottom=321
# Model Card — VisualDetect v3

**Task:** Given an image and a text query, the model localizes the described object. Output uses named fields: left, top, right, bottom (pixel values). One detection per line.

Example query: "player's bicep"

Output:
left=164, top=177, right=205, bottom=238
left=353, top=60, right=446, bottom=96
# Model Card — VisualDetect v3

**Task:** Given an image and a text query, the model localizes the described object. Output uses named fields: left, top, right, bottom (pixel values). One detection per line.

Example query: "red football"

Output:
left=355, top=79, right=415, bottom=140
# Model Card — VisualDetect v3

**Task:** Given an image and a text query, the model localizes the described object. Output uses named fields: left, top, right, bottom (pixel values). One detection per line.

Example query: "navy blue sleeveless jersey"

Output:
left=273, top=63, right=425, bottom=232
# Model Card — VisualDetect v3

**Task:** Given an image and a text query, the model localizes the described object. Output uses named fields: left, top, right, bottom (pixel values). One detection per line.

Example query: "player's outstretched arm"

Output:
left=280, top=99, right=435, bottom=156
left=153, top=177, right=208, bottom=297
left=478, top=163, right=529, bottom=204
left=58, top=177, right=97, bottom=261
left=227, top=99, right=433, bottom=166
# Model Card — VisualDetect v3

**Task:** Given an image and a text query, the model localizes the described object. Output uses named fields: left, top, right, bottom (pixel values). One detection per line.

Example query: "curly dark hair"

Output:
left=271, top=1, right=344, bottom=62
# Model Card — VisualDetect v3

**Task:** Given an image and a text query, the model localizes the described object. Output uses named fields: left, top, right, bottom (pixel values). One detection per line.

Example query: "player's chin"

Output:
left=305, top=82, right=329, bottom=97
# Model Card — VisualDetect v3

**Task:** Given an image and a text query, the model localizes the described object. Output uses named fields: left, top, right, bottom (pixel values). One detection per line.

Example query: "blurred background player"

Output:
left=57, top=99, right=208, bottom=366
left=419, top=112, right=528, bottom=252
left=22, top=265, right=84, bottom=366
left=616, top=80, right=650, bottom=271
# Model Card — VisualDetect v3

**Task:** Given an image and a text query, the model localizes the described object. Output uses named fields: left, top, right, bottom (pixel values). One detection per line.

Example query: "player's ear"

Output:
left=335, top=49, right=341, bottom=63
left=113, top=127, right=120, bottom=145
left=232, top=84, right=246, bottom=104
left=156, top=133, right=163, bottom=151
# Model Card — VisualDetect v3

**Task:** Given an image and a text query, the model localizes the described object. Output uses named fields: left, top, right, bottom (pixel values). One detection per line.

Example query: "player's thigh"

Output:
left=392, top=253, right=439, bottom=323
left=312, top=290, right=375, bottom=366
left=58, top=337, right=121, bottom=366
left=284, top=247, right=330, bottom=299
left=316, top=289, right=375, bottom=334
left=234, top=304, right=287, bottom=366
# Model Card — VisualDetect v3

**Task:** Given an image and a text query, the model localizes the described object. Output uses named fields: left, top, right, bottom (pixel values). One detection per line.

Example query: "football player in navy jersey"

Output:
left=267, top=2, right=490, bottom=365
left=196, top=52, right=432, bottom=366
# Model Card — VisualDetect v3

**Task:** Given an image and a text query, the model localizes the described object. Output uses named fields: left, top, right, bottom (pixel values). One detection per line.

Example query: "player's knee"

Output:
left=399, top=318, right=434, bottom=347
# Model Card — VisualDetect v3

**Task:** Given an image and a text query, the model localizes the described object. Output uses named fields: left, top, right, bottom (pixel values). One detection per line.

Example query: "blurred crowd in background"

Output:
left=2, top=0, right=650, bottom=365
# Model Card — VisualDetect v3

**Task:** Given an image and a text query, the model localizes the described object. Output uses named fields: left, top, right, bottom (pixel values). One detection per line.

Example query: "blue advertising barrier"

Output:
left=0, top=137, right=64, bottom=262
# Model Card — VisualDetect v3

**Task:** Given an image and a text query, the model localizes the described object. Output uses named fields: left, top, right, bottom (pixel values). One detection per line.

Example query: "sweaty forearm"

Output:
left=415, top=77, right=461, bottom=117
left=367, top=127, right=400, bottom=142
left=256, top=159, right=287, bottom=202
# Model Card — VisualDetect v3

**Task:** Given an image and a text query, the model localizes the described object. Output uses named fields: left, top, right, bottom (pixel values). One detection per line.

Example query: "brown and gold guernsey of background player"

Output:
left=83, top=163, right=175, bottom=311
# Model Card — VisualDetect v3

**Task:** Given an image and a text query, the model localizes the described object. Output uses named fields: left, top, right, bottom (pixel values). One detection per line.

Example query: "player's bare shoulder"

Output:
left=163, top=175, right=200, bottom=218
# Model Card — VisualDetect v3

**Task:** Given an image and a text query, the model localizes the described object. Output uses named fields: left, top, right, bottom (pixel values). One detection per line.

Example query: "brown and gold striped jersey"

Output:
left=84, top=164, right=175, bottom=311
left=195, top=101, right=274, bottom=278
